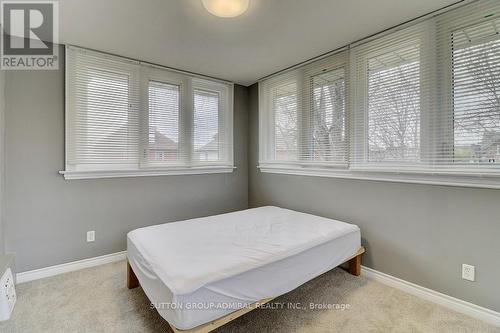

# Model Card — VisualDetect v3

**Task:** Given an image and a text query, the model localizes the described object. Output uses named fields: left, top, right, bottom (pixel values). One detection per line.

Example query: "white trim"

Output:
left=362, top=266, right=500, bottom=327
left=60, top=166, right=236, bottom=180
left=16, top=251, right=127, bottom=284
left=12, top=251, right=500, bottom=327
left=258, top=165, right=500, bottom=189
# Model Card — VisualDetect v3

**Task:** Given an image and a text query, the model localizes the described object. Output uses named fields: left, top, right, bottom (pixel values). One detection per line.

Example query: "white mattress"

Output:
left=127, top=206, right=361, bottom=330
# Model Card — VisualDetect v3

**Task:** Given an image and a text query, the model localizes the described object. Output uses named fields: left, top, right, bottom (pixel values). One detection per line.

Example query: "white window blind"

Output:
left=367, top=43, right=421, bottom=163
left=273, top=79, right=299, bottom=161
left=352, top=1, right=500, bottom=172
left=259, top=0, right=500, bottom=187
left=66, top=47, right=140, bottom=170
left=310, top=67, right=346, bottom=163
left=64, top=46, right=233, bottom=179
left=259, top=52, right=348, bottom=167
left=194, top=89, right=220, bottom=162
left=351, top=25, right=430, bottom=169
left=192, top=78, right=232, bottom=165
left=448, top=10, right=500, bottom=167
left=146, top=80, right=181, bottom=166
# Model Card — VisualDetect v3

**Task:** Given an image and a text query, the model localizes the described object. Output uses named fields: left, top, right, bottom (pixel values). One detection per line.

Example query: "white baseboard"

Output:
left=13, top=253, right=500, bottom=327
left=16, top=251, right=127, bottom=284
left=362, top=266, right=500, bottom=327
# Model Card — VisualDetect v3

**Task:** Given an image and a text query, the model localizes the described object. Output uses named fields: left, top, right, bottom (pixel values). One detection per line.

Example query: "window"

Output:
left=451, top=18, right=500, bottom=166
left=65, top=51, right=140, bottom=170
left=367, top=43, right=421, bottom=163
left=273, top=80, right=298, bottom=161
left=64, top=46, right=233, bottom=179
left=259, top=53, right=348, bottom=168
left=311, top=68, right=346, bottom=162
left=351, top=25, right=428, bottom=170
left=146, top=80, right=181, bottom=165
left=259, top=0, right=500, bottom=188
left=193, top=89, right=220, bottom=162
left=192, top=79, right=231, bottom=164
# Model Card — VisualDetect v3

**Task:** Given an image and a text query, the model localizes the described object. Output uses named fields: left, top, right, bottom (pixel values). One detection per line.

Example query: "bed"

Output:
left=126, top=206, right=364, bottom=333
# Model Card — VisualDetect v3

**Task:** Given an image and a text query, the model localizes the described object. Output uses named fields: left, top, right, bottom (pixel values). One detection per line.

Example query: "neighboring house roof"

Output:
left=197, top=133, right=218, bottom=151
left=149, top=130, right=178, bottom=150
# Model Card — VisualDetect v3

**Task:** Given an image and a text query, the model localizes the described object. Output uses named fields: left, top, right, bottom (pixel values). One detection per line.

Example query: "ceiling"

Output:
left=60, top=0, right=461, bottom=86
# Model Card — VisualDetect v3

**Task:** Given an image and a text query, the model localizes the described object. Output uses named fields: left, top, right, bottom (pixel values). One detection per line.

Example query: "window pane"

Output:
left=367, top=43, right=421, bottom=162
left=147, top=81, right=180, bottom=164
left=84, top=69, right=133, bottom=163
left=452, top=19, right=500, bottom=166
left=312, top=68, right=346, bottom=162
left=194, top=89, right=219, bottom=162
left=274, top=82, right=298, bottom=160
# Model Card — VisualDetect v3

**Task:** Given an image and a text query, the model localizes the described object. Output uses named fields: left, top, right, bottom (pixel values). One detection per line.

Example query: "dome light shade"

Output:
left=202, top=0, right=249, bottom=18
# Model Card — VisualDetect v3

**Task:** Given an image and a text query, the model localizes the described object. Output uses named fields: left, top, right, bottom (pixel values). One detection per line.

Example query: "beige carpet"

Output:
left=0, top=261, right=498, bottom=333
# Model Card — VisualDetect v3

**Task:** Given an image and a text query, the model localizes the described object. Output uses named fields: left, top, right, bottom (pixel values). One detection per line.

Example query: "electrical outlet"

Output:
left=462, top=264, right=475, bottom=282
left=86, top=230, right=95, bottom=242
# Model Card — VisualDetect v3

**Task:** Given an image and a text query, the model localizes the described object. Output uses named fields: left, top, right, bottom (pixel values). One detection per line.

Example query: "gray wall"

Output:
left=4, top=46, right=248, bottom=272
left=248, top=84, right=500, bottom=312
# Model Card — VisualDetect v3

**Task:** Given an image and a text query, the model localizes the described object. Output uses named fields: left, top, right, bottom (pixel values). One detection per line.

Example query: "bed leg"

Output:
left=348, top=253, right=362, bottom=276
left=127, top=261, right=139, bottom=289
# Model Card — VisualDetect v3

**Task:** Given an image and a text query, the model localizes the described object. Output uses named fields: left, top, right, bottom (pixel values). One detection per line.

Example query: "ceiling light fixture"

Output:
left=202, top=0, right=249, bottom=18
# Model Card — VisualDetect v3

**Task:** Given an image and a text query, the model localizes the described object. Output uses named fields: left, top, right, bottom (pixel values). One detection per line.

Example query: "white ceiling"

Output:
left=60, top=0, right=460, bottom=86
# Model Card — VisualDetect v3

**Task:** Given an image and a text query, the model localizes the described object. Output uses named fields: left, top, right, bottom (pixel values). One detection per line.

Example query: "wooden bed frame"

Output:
left=127, top=246, right=365, bottom=333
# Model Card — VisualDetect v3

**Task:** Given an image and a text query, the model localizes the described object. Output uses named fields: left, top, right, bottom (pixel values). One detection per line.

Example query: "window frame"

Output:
left=259, top=71, right=301, bottom=166
left=259, top=52, right=349, bottom=170
left=64, top=51, right=141, bottom=172
left=438, top=9, right=500, bottom=172
left=140, top=66, right=187, bottom=169
left=351, top=24, right=435, bottom=172
left=192, top=78, right=233, bottom=168
left=62, top=46, right=234, bottom=180
left=305, top=61, right=348, bottom=167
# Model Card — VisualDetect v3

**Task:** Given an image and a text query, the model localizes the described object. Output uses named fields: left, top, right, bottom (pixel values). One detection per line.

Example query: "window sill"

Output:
left=257, top=164, right=500, bottom=189
left=60, top=166, right=236, bottom=180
